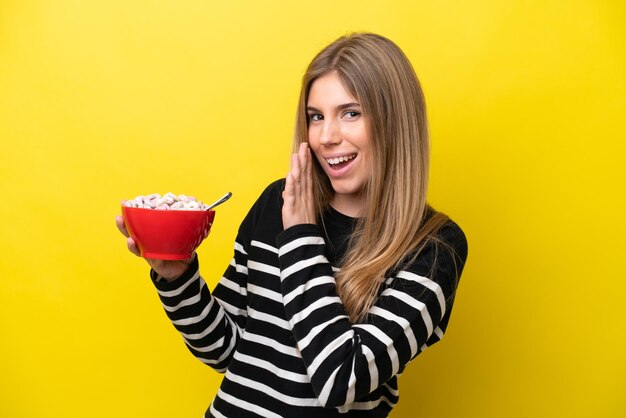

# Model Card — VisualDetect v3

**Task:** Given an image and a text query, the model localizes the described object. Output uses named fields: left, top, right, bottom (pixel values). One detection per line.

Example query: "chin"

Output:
left=329, top=181, right=365, bottom=196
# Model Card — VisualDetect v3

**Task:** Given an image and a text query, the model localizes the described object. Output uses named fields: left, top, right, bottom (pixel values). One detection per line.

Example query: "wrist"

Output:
left=150, top=255, right=198, bottom=286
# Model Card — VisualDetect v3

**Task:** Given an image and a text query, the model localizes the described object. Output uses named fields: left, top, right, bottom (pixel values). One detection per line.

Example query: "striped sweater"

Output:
left=151, top=180, right=468, bottom=417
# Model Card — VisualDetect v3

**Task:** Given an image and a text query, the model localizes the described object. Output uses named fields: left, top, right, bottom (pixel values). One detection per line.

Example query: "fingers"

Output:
left=300, top=145, right=313, bottom=204
left=303, top=146, right=312, bottom=195
left=290, top=152, right=301, bottom=182
left=126, top=237, right=141, bottom=257
left=284, top=172, right=294, bottom=199
left=297, top=142, right=308, bottom=175
left=282, top=172, right=294, bottom=229
left=115, top=215, right=130, bottom=238
left=117, top=215, right=140, bottom=256
left=291, top=143, right=309, bottom=177
left=283, top=142, right=315, bottom=229
left=295, top=142, right=312, bottom=194
left=290, top=152, right=302, bottom=202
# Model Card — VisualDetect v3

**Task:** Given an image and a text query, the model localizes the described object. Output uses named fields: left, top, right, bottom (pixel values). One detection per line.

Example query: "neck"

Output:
left=330, top=193, right=366, bottom=218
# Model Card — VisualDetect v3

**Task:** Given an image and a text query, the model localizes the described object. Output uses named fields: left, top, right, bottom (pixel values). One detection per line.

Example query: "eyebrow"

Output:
left=306, top=102, right=361, bottom=113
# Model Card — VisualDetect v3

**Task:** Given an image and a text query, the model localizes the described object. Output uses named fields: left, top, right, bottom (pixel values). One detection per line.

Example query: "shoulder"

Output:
left=238, top=178, right=286, bottom=237
left=422, top=207, right=468, bottom=264
left=262, top=178, right=286, bottom=201
left=402, top=214, right=468, bottom=295
left=251, top=178, right=285, bottom=215
left=436, top=218, right=468, bottom=266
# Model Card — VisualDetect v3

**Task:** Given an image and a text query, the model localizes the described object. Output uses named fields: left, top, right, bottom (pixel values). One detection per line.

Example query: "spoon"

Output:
left=205, top=192, right=232, bottom=211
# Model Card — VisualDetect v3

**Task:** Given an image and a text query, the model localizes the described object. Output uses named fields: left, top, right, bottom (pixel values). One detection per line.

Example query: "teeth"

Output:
left=327, top=154, right=356, bottom=166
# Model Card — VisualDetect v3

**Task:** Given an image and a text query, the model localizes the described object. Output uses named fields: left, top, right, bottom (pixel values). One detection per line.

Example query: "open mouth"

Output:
left=326, top=153, right=357, bottom=170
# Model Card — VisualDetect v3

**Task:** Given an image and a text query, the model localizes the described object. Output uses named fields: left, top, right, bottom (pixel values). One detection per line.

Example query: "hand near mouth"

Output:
left=282, top=142, right=316, bottom=229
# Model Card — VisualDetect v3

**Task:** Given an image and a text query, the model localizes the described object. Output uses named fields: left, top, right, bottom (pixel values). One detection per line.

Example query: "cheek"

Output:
left=359, top=140, right=373, bottom=171
left=307, top=129, right=320, bottom=150
left=312, top=150, right=325, bottom=167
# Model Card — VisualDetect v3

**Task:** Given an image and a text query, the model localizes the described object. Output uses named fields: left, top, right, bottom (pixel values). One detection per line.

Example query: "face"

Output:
left=306, top=71, right=372, bottom=215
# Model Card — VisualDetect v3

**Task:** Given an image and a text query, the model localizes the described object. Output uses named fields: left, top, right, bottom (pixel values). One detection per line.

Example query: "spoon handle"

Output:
left=206, top=192, right=232, bottom=211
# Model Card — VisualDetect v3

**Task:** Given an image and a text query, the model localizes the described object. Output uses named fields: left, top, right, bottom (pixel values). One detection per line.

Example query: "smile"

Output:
left=326, top=154, right=357, bottom=166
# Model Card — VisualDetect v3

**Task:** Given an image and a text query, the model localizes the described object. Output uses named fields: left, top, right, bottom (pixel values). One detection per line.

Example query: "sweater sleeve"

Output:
left=276, top=221, right=467, bottom=408
left=150, top=232, right=250, bottom=372
left=150, top=198, right=260, bottom=373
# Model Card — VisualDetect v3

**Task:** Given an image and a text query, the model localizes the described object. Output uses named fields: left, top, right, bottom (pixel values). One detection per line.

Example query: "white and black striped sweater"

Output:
left=151, top=180, right=468, bottom=417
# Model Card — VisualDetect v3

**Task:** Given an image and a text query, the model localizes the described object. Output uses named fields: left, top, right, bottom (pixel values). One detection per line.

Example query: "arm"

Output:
left=116, top=212, right=247, bottom=372
left=151, top=234, right=250, bottom=373
left=280, top=143, right=467, bottom=406
left=276, top=221, right=467, bottom=407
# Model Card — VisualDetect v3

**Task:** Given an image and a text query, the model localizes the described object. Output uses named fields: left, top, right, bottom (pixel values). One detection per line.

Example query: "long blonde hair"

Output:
left=294, top=33, right=451, bottom=322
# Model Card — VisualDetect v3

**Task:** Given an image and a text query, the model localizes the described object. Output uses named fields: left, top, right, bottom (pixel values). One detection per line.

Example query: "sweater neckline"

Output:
left=326, top=204, right=360, bottom=227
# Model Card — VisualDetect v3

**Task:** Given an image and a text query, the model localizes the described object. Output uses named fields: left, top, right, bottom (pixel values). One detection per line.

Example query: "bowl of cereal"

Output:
left=121, top=193, right=216, bottom=260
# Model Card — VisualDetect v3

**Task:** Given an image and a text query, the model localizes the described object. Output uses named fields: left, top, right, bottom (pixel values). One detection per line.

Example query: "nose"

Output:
left=319, top=119, right=340, bottom=145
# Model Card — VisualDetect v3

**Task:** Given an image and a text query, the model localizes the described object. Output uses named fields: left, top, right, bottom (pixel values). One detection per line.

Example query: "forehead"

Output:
left=307, top=71, right=358, bottom=106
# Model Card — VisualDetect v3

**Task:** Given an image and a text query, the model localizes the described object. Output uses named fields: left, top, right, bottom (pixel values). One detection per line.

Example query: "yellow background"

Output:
left=1, top=1, right=624, bottom=417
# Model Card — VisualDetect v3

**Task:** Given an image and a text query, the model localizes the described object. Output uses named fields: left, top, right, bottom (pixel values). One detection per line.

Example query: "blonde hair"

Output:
left=294, top=33, right=451, bottom=322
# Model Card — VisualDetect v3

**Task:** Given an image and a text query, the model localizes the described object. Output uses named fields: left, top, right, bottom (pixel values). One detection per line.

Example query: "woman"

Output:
left=117, top=32, right=468, bottom=417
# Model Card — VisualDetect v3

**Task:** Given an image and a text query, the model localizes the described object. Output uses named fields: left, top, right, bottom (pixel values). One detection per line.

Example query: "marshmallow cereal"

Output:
left=123, top=193, right=210, bottom=211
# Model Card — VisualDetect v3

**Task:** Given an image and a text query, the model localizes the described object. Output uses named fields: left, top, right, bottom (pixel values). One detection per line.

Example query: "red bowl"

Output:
left=121, top=206, right=215, bottom=260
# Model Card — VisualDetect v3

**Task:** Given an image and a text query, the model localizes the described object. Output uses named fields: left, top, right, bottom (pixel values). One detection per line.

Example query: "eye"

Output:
left=308, top=113, right=323, bottom=122
left=343, top=110, right=361, bottom=119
